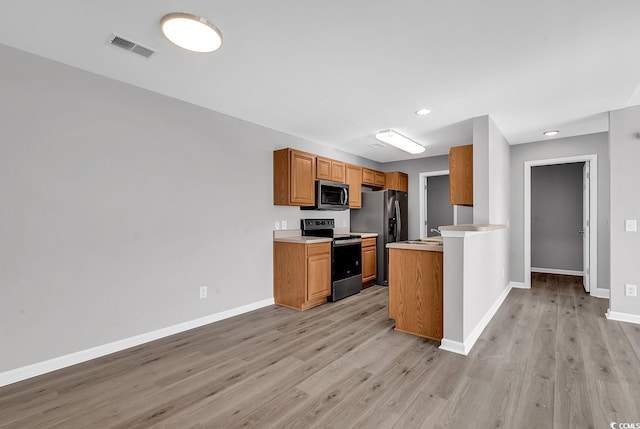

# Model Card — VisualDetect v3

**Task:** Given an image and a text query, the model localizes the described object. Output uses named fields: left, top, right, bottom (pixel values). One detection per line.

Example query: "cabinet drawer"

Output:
left=362, top=237, right=376, bottom=248
left=307, top=242, right=331, bottom=257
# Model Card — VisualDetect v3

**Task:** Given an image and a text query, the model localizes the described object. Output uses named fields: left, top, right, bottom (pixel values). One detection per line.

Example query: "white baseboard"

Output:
left=440, top=283, right=513, bottom=356
left=531, top=267, right=583, bottom=276
left=606, top=309, right=640, bottom=325
left=509, top=281, right=528, bottom=289
left=0, top=298, right=275, bottom=388
left=439, top=339, right=466, bottom=355
left=591, top=288, right=610, bottom=299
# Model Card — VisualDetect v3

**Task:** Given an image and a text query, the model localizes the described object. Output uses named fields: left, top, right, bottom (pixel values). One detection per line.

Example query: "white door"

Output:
left=582, top=162, right=590, bottom=292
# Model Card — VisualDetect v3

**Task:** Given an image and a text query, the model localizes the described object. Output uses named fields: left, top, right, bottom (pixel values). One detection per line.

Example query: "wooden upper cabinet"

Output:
left=449, top=144, right=473, bottom=206
left=384, top=172, right=408, bottom=193
left=274, top=148, right=316, bottom=206
left=316, top=157, right=345, bottom=183
left=362, top=168, right=386, bottom=188
left=345, top=164, right=362, bottom=209
left=330, top=160, right=345, bottom=183
left=316, top=157, right=332, bottom=181
left=374, top=171, right=386, bottom=187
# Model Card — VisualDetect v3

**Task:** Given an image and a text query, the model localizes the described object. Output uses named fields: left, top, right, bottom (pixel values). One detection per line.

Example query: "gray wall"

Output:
left=509, top=132, right=610, bottom=287
left=383, top=155, right=451, bottom=240
left=609, top=106, right=640, bottom=316
left=426, top=175, right=453, bottom=236
left=531, top=163, right=584, bottom=271
left=0, top=44, right=377, bottom=372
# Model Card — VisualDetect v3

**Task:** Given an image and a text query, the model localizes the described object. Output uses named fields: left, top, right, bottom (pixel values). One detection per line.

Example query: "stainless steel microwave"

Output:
left=313, top=180, right=350, bottom=210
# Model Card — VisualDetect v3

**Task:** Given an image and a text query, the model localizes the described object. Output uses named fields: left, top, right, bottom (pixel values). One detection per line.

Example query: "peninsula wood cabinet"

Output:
left=274, top=241, right=331, bottom=310
left=316, top=157, right=345, bottom=183
left=345, top=164, right=362, bottom=209
left=361, top=237, right=377, bottom=285
left=384, top=172, right=408, bottom=193
left=274, top=148, right=316, bottom=206
left=449, top=144, right=473, bottom=206
left=388, top=248, right=443, bottom=341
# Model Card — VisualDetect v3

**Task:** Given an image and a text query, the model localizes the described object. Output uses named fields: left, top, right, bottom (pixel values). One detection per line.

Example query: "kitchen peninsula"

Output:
left=387, top=238, right=443, bottom=341
left=387, top=224, right=508, bottom=356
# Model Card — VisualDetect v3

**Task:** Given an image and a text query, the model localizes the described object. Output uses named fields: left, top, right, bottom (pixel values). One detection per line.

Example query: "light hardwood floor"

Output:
left=2, top=274, right=639, bottom=428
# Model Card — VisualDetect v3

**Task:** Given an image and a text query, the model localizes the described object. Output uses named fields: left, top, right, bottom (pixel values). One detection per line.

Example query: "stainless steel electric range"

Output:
left=301, top=219, right=362, bottom=301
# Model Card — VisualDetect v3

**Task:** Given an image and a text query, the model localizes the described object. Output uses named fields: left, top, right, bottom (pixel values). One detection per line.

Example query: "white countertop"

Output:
left=439, top=224, right=506, bottom=232
left=273, top=229, right=378, bottom=243
left=273, top=236, right=332, bottom=244
left=386, top=236, right=443, bottom=252
left=350, top=232, right=378, bottom=238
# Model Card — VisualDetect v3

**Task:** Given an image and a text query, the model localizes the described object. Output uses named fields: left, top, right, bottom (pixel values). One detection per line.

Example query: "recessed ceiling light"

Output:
left=543, top=130, right=559, bottom=137
left=160, top=13, right=222, bottom=53
left=415, top=108, right=432, bottom=116
left=375, top=129, right=425, bottom=154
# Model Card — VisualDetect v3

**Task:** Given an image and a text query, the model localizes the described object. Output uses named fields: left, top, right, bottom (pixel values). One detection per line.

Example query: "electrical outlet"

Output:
left=200, top=286, right=208, bottom=299
left=281, top=220, right=288, bottom=229
left=625, top=284, right=637, bottom=297
left=275, top=221, right=280, bottom=230
left=625, top=219, right=637, bottom=232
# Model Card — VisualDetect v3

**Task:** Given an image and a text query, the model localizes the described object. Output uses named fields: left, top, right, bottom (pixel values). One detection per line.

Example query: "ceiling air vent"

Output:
left=109, top=34, right=156, bottom=58
left=368, top=142, right=386, bottom=149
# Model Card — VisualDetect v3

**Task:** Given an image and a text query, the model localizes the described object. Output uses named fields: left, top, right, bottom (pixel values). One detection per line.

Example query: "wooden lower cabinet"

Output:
left=274, top=241, right=331, bottom=310
left=388, top=248, right=443, bottom=340
left=361, top=237, right=377, bottom=285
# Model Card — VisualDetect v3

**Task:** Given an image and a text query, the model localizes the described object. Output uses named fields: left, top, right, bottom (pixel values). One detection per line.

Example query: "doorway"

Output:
left=419, top=170, right=454, bottom=239
left=531, top=162, right=586, bottom=288
left=524, top=155, right=598, bottom=295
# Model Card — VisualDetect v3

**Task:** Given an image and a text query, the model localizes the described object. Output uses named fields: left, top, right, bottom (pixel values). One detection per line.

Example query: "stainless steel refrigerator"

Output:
left=350, top=190, right=408, bottom=285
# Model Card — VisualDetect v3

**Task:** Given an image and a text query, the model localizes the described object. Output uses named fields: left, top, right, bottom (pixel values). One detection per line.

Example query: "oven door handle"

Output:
left=333, top=238, right=362, bottom=247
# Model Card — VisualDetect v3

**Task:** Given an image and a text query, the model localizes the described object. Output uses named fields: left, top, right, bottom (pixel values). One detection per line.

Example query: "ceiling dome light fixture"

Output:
left=160, top=13, right=222, bottom=53
left=543, top=130, right=560, bottom=137
left=415, top=108, right=432, bottom=116
left=375, top=129, right=426, bottom=154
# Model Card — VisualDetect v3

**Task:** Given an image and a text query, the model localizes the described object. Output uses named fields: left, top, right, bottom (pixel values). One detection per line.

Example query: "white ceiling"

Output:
left=1, top=1, right=638, bottom=162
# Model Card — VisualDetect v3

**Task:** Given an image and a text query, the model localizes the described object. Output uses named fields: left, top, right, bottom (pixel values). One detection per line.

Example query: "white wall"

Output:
left=509, top=133, right=610, bottom=286
left=0, top=44, right=377, bottom=373
left=608, top=107, right=640, bottom=317
left=473, top=115, right=511, bottom=225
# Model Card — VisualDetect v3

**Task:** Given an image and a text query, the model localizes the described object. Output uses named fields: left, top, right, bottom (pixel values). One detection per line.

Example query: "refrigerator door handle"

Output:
left=395, top=200, right=401, bottom=241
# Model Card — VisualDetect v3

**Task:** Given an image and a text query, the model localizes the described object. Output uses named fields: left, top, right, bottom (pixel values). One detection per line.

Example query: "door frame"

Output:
left=523, top=154, right=598, bottom=293
left=419, top=170, right=454, bottom=239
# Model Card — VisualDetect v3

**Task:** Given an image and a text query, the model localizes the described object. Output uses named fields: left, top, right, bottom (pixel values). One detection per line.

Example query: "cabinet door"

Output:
left=384, top=172, right=408, bottom=192
left=307, top=251, right=331, bottom=301
left=290, top=150, right=316, bottom=205
left=449, top=144, right=473, bottom=206
left=345, top=164, right=362, bottom=209
left=362, top=245, right=377, bottom=283
left=398, top=173, right=408, bottom=193
left=362, top=168, right=375, bottom=185
left=316, top=157, right=332, bottom=181
left=374, top=171, right=386, bottom=187
left=331, top=160, right=346, bottom=183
